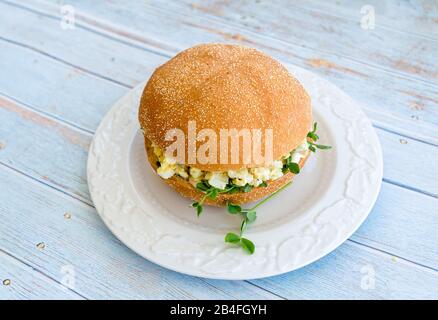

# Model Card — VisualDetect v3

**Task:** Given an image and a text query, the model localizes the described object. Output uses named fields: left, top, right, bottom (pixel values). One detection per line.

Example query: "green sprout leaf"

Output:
left=308, top=141, right=332, bottom=151
left=288, top=162, right=300, bottom=174
left=243, top=184, right=253, bottom=193
left=195, top=182, right=209, bottom=192
left=240, top=238, right=255, bottom=254
left=240, top=219, right=247, bottom=234
left=245, top=211, right=257, bottom=223
left=306, top=123, right=332, bottom=152
left=307, top=122, right=319, bottom=141
left=196, top=205, right=203, bottom=217
left=227, top=202, right=242, bottom=214
left=191, top=202, right=203, bottom=217
left=307, top=131, right=319, bottom=141
left=259, top=181, right=268, bottom=187
left=314, top=143, right=332, bottom=150
left=208, top=188, right=218, bottom=199
left=224, top=233, right=241, bottom=244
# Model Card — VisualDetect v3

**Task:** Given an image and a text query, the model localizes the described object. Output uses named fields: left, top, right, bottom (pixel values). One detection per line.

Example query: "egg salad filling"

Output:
left=152, top=138, right=310, bottom=192
left=148, top=122, right=331, bottom=255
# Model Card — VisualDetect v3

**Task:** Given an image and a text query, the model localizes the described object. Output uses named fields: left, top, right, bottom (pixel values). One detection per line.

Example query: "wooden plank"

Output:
left=0, top=166, right=281, bottom=300
left=1, top=95, right=437, bottom=269
left=290, top=0, right=438, bottom=38
left=156, top=0, right=438, bottom=83
left=351, top=182, right=438, bottom=269
left=0, top=250, right=83, bottom=299
left=0, top=0, right=433, bottom=300
left=2, top=0, right=437, bottom=144
left=1, top=39, right=437, bottom=196
left=378, top=129, right=437, bottom=196
left=0, top=0, right=169, bottom=86
left=0, top=164, right=436, bottom=299
left=0, top=40, right=128, bottom=132
left=0, top=95, right=92, bottom=203
left=250, top=241, right=438, bottom=299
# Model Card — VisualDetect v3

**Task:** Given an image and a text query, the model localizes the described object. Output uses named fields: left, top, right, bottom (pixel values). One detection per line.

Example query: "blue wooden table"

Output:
left=0, top=0, right=437, bottom=299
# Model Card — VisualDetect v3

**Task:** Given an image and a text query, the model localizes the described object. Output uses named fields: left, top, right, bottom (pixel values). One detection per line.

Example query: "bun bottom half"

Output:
left=144, top=138, right=310, bottom=206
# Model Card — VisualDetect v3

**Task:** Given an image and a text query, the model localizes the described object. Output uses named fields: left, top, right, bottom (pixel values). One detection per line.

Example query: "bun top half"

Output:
left=139, top=43, right=311, bottom=171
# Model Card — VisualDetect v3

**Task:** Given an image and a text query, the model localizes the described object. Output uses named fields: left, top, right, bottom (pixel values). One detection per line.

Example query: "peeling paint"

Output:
left=410, top=101, right=425, bottom=111
left=399, top=90, right=438, bottom=106
left=0, top=96, right=90, bottom=150
left=190, top=0, right=230, bottom=16
left=307, top=58, right=368, bottom=77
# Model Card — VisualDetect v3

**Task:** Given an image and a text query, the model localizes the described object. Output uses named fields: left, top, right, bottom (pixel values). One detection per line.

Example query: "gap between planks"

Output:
left=0, top=246, right=88, bottom=299
left=285, top=0, right=438, bottom=43
left=0, top=0, right=176, bottom=58
left=143, top=1, right=438, bottom=88
left=0, top=134, right=436, bottom=275
left=1, top=0, right=436, bottom=297
left=1, top=0, right=437, bottom=146
left=0, top=31, right=436, bottom=147
left=5, top=0, right=438, bottom=89
left=1, top=81, right=437, bottom=199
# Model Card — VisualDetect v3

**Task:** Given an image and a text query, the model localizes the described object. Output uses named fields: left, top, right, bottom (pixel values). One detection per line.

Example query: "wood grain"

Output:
left=252, top=241, right=438, bottom=299
left=0, top=164, right=436, bottom=299
left=0, top=249, right=83, bottom=299
left=1, top=94, right=437, bottom=270
left=0, top=166, right=282, bottom=299
left=2, top=0, right=437, bottom=144
left=1, top=49, right=436, bottom=197
left=0, top=0, right=436, bottom=299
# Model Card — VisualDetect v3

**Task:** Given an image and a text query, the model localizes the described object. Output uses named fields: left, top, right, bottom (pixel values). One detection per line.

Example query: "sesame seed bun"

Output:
left=139, top=43, right=312, bottom=171
left=144, top=138, right=310, bottom=206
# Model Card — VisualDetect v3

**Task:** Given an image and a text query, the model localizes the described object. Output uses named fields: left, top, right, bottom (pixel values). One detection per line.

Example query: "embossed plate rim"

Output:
left=87, top=64, right=383, bottom=280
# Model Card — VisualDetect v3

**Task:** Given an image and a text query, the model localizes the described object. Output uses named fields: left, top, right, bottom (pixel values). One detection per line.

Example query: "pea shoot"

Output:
left=190, top=121, right=331, bottom=255
left=307, top=122, right=331, bottom=152
left=191, top=182, right=234, bottom=217
left=225, top=181, right=292, bottom=254
left=191, top=181, right=261, bottom=216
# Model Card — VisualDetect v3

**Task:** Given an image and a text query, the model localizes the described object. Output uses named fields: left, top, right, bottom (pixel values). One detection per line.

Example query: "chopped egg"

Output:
left=189, top=167, right=203, bottom=179
left=270, top=161, right=284, bottom=180
left=228, top=169, right=254, bottom=187
left=157, top=165, right=175, bottom=179
left=205, top=172, right=229, bottom=190
left=251, top=167, right=271, bottom=181
left=151, top=140, right=310, bottom=190
left=175, top=165, right=189, bottom=179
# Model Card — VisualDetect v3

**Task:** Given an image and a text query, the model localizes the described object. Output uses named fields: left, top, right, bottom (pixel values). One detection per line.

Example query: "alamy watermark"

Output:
left=360, top=5, right=375, bottom=30
left=360, top=264, right=376, bottom=290
left=60, top=5, right=76, bottom=30
left=60, top=264, right=76, bottom=291
left=162, top=121, right=274, bottom=165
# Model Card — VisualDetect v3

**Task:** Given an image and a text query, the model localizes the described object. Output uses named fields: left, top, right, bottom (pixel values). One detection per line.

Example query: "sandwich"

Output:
left=138, top=44, right=330, bottom=253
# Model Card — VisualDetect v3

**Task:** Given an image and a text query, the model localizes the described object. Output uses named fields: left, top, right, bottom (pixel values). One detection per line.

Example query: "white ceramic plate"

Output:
left=87, top=64, right=383, bottom=280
